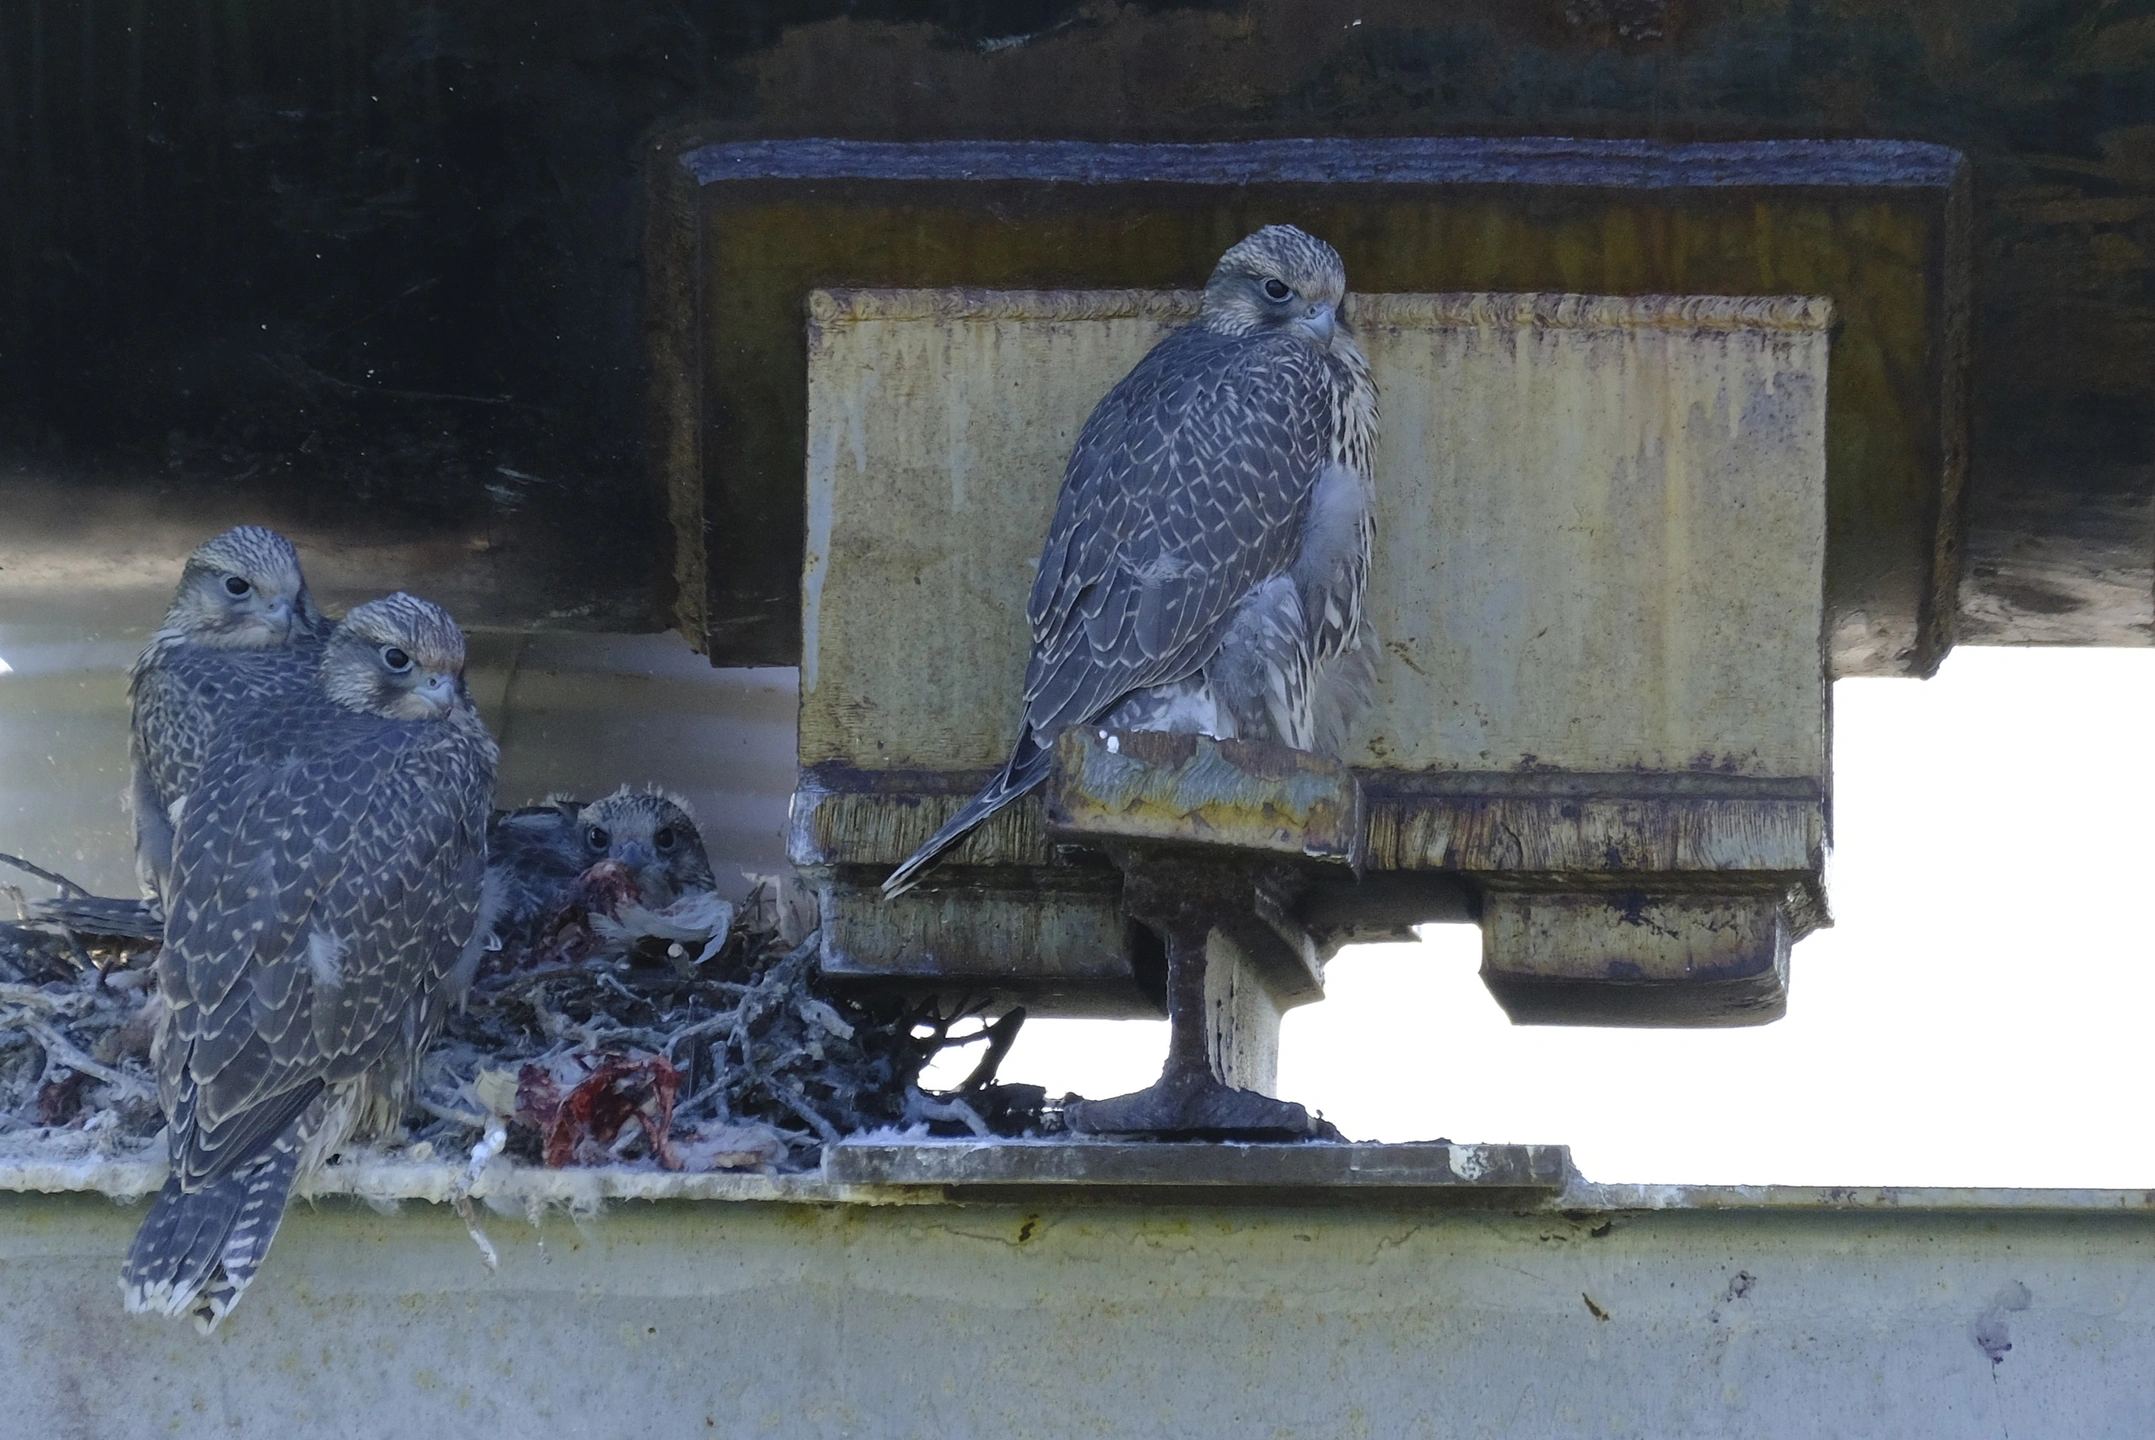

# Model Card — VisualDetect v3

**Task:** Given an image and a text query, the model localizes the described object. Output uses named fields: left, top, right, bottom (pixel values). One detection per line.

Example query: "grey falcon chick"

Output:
left=122, top=592, right=497, bottom=1331
left=486, top=786, right=717, bottom=959
left=883, top=223, right=1378, bottom=897
left=128, top=526, right=334, bottom=908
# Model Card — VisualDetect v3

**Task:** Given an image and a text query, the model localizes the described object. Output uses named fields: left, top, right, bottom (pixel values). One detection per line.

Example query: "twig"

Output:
left=908, top=1089, right=992, bottom=1137
left=661, top=1008, right=746, bottom=1059
left=769, top=1080, right=842, bottom=1146
left=413, top=1095, right=489, bottom=1130
left=0, top=983, right=66, bottom=1012
left=21, top=1018, right=154, bottom=1101
left=960, top=1008, right=1026, bottom=1093
left=0, top=854, right=90, bottom=898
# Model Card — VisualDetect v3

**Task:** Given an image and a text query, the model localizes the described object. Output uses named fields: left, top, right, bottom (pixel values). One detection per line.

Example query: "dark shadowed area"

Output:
left=0, top=0, right=2149, bottom=638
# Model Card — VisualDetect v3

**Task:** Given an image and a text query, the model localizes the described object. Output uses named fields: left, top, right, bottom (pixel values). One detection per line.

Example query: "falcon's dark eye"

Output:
left=584, top=825, right=611, bottom=852
left=224, top=575, right=252, bottom=597
left=653, top=827, right=676, bottom=852
left=1261, top=278, right=1293, bottom=302
left=380, top=646, right=412, bottom=673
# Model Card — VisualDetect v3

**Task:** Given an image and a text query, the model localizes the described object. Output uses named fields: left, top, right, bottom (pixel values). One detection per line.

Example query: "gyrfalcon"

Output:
left=883, top=224, right=1377, bottom=897
left=128, top=526, right=334, bottom=908
left=122, top=593, right=497, bottom=1330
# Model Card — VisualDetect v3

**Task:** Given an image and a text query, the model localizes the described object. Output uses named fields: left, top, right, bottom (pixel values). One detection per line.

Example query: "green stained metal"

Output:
left=1043, top=729, right=1364, bottom=866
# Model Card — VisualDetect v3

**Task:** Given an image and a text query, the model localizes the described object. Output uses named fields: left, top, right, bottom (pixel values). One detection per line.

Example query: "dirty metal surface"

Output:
left=811, top=871, right=1147, bottom=1015
left=1480, top=890, right=1793, bottom=1028
left=661, top=136, right=1962, bottom=677
left=792, top=286, right=1832, bottom=1025
left=1356, top=773, right=1825, bottom=877
left=1043, top=729, right=1362, bottom=865
left=797, top=287, right=1830, bottom=779
left=823, top=1137, right=1571, bottom=1192
left=5, top=1184, right=2154, bottom=1438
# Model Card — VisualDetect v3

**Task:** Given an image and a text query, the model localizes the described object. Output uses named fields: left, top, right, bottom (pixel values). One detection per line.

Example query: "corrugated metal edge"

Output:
left=809, top=287, right=1834, bottom=332
left=686, top=137, right=1966, bottom=191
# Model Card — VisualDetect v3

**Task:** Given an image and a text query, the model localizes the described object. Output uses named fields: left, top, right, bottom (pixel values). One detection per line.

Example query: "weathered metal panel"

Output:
left=1481, top=890, right=1793, bottom=1028
left=814, top=873, right=1141, bottom=1011
left=4, top=1179, right=2154, bottom=1439
left=800, top=289, right=1188, bottom=772
left=674, top=137, right=1962, bottom=677
left=1043, top=729, right=1363, bottom=865
left=795, top=285, right=1831, bottom=1025
left=800, top=287, right=1829, bottom=783
left=1358, top=778, right=1825, bottom=877
left=824, top=1137, right=1573, bottom=1190
left=1354, top=293, right=1831, bottom=776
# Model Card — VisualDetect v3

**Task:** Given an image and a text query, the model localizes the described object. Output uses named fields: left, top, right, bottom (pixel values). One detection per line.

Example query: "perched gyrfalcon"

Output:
left=129, top=526, right=334, bottom=908
left=883, top=224, right=1378, bottom=898
left=122, top=593, right=497, bottom=1331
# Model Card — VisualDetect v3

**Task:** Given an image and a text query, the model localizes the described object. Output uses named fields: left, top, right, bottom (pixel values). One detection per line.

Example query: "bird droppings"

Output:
left=1972, top=1280, right=2033, bottom=1367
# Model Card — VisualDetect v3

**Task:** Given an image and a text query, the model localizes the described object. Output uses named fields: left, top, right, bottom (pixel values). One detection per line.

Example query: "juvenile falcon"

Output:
left=883, top=224, right=1378, bottom=897
left=129, top=526, right=334, bottom=908
left=487, top=786, right=717, bottom=957
left=122, top=593, right=497, bottom=1331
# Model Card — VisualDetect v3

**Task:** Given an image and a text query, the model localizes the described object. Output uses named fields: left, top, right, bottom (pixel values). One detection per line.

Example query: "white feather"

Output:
left=305, top=931, right=347, bottom=990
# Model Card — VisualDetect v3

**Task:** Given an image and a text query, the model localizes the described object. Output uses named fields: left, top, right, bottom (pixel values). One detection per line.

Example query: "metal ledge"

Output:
left=683, top=137, right=1964, bottom=191
left=823, top=1138, right=1571, bottom=1192
left=13, top=1137, right=2155, bottom=1216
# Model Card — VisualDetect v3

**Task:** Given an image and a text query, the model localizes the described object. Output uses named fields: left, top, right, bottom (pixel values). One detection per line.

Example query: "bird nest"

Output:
left=0, top=852, right=1044, bottom=1184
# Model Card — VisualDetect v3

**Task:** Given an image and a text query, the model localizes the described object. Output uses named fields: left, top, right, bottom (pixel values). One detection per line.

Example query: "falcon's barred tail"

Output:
left=881, top=736, right=1054, bottom=899
left=121, top=1134, right=302, bottom=1333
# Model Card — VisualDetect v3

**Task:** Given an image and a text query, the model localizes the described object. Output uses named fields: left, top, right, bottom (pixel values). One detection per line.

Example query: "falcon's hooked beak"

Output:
left=263, top=595, right=294, bottom=637
left=614, top=838, right=674, bottom=903
left=1294, top=301, right=1337, bottom=348
left=414, top=671, right=459, bottom=716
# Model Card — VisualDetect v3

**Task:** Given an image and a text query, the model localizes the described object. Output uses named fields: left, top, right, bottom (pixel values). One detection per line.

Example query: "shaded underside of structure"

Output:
left=0, top=0, right=2149, bottom=646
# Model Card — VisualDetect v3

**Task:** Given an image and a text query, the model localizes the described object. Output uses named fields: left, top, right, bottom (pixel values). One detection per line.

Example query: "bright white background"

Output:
left=934, top=648, right=2155, bottom=1187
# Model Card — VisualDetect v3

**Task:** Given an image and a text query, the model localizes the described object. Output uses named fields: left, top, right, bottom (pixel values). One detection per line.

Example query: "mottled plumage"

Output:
left=487, top=786, right=717, bottom=955
left=883, top=225, right=1377, bottom=896
left=129, top=527, right=334, bottom=908
left=122, top=593, right=497, bottom=1331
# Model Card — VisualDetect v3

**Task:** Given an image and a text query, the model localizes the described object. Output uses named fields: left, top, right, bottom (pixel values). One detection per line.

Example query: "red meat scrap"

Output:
left=515, top=1049, right=681, bottom=1169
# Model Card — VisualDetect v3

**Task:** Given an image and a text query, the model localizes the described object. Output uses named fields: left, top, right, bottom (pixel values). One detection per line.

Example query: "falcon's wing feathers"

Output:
left=1021, top=326, right=1335, bottom=736
left=128, top=644, right=203, bottom=813
left=130, top=641, right=327, bottom=813
left=159, top=710, right=488, bottom=1189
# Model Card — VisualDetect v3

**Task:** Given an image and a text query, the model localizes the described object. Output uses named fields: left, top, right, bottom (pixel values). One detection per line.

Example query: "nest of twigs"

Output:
left=0, top=853, right=1043, bottom=1180
left=0, top=854, right=165, bottom=1167
left=416, top=903, right=1043, bottom=1174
